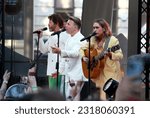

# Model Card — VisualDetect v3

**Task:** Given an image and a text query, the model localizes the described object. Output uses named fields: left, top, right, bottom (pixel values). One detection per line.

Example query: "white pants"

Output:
left=65, top=80, right=84, bottom=101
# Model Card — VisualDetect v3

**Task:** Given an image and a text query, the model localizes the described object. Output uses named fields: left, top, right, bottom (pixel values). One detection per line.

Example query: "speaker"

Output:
left=0, top=44, right=47, bottom=77
left=5, top=0, right=22, bottom=15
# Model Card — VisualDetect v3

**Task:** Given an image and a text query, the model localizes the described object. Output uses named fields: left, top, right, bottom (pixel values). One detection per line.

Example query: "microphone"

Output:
left=51, top=28, right=66, bottom=36
left=80, top=31, right=97, bottom=41
left=33, top=27, right=47, bottom=34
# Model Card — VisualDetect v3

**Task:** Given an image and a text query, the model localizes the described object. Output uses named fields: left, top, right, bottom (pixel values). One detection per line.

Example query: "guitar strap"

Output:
left=93, top=36, right=111, bottom=64
left=102, top=36, right=111, bottom=53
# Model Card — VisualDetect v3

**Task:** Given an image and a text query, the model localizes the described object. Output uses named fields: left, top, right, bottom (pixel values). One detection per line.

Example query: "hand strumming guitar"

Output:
left=104, top=51, right=112, bottom=59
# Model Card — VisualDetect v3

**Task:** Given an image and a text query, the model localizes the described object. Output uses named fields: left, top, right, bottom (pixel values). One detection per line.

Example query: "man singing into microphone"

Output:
left=38, top=13, right=70, bottom=92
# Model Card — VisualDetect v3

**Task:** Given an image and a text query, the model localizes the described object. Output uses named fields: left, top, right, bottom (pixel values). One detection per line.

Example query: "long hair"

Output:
left=94, top=18, right=112, bottom=37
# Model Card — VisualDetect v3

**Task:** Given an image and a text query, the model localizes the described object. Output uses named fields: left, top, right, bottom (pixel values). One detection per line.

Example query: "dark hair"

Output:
left=69, top=16, right=81, bottom=29
left=58, top=12, right=70, bottom=22
left=94, top=18, right=112, bottom=36
left=48, top=13, right=64, bottom=28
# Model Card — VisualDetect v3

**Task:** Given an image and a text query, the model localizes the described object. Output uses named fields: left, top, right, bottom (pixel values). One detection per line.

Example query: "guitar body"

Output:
left=82, top=44, right=120, bottom=79
left=82, top=48, right=105, bottom=79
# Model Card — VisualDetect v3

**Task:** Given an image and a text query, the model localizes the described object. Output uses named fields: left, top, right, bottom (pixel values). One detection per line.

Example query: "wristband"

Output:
left=31, top=86, right=38, bottom=91
left=3, top=80, right=8, bottom=84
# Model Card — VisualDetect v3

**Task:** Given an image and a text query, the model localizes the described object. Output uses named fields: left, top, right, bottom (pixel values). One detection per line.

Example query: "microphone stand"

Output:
left=56, top=33, right=60, bottom=89
left=87, top=38, right=91, bottom=96
left=81, top=34, right=95, bottom=97
left=10, top=15, right=15, bottom=75
left=35, top=32, right=41, bottom=79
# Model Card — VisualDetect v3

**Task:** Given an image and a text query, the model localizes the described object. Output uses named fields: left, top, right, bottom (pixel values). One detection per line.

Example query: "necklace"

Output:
left=97, top=40, right=104, bottom=49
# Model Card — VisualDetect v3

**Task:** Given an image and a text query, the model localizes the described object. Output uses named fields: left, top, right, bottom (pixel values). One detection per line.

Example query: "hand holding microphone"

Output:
left=33, top=27, right=47, bottom=38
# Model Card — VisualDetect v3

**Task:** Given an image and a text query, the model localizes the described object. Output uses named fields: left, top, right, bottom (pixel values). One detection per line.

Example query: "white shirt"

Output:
left=60, top=31, right=87, bottom=82
left=39, top=31, right=70, bottom=75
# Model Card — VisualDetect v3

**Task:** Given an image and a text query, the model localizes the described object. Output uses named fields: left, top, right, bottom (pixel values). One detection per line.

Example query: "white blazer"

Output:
left=60, top=31, right=87, bottom=82
left=39, top=31, right=70, bottom=75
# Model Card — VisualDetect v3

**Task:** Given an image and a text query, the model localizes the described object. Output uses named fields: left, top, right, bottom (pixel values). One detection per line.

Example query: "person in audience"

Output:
left=115, top=54, right=150, bottom=101
left=26, top=66, right=39, bottom=93
left=2, top=66, right=38, bottom=100
left=0, top=70, right=11, bottom=100
left=115, top=75, right=144, bottom=101
left=20, top=88, right=65, bottom=101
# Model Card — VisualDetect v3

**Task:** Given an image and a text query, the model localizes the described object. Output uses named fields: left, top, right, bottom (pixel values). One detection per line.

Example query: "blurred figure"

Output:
left=115, top=75, right=144, bottom=101
left=3, top=66, right=38, bottom=100
left=84, top=87, right=101, bottom=101
left=0, top=70, right=11, bottom=100
left=27, top=66, right=38, bottom=93
left=20, top=88, right=65, bottom=101
left=115, top=54, right=150, bottom=100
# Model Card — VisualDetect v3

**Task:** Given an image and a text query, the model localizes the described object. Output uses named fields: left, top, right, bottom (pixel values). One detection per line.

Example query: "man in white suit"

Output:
left=39, top=13, right=70, bottom=90
left=51, top=16, right=87, bottom=100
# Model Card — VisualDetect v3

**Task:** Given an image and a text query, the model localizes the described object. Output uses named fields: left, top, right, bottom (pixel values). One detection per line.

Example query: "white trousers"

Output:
left=65, top=80, right=84, bottom=101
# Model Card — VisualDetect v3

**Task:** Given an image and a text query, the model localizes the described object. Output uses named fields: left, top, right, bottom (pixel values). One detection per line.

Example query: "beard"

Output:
left=49, top=24, right=57, bottom=32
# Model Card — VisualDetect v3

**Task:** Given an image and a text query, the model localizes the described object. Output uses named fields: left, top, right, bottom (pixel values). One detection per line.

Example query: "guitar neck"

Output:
left=95, top=44, right=120, bottom=61
left=96, top=52, right=105, bottom=61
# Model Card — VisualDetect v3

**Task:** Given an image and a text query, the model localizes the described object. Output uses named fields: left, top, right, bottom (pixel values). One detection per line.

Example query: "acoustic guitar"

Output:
left=82, top=44, right=120, bottom=79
